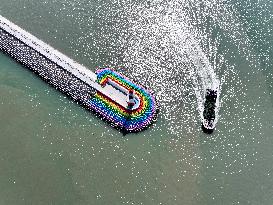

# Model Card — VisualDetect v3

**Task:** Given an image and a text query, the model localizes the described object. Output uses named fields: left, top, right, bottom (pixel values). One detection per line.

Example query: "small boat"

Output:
left=202, top=85, right=219, bottom=134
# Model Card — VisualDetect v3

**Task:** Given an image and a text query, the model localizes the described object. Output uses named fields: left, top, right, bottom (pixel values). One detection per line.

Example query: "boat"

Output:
left=202, top=83, right=219, bottom=134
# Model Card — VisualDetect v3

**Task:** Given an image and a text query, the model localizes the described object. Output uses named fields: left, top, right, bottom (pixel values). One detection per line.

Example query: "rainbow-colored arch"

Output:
left=87, top=68, right=158, bottom=132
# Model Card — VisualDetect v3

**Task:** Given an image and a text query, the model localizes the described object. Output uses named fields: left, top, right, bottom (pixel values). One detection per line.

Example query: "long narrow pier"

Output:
left=0, top=16, right=131, bottom=109
left=0, top=15, right=158, bottom=132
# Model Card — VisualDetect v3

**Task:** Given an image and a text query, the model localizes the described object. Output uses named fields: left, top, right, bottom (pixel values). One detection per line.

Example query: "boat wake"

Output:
left=188, top=38, right=222, bottom=130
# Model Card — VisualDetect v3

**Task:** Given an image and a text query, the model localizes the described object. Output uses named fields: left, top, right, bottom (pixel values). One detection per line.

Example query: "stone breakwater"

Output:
left=0, top=27, right=95, bottom=104
left=0, top=16, right=158, bottom=133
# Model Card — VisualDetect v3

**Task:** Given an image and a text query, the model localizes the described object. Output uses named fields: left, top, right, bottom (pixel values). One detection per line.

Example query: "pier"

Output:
left=0, top=15, right=158, bottom=132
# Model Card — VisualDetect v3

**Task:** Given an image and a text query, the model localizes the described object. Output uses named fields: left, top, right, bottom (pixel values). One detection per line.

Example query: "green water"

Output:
left=1, top=0, right=273, bottom=204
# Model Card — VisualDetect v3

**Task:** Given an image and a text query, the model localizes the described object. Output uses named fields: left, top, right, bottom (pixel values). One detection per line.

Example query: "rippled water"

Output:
left=0, top=0, right=273, bottom=204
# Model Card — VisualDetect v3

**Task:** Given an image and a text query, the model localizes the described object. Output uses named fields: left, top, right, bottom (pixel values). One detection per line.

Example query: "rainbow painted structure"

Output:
left=88, top=68, right=158, bottom=132
left=0, top=15, right=158, bottom=133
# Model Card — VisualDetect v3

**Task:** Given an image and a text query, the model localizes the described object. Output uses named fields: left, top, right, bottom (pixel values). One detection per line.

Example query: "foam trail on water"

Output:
left=187, top=36, right=221, bottom=123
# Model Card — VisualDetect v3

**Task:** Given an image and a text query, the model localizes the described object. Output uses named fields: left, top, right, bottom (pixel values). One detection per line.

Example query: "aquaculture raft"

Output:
left=0, top=15, right=158, bottom=132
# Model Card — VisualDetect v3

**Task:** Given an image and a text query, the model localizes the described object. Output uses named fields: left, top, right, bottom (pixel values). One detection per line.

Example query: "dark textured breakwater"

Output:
left=0, top=28, right=95, bottom=105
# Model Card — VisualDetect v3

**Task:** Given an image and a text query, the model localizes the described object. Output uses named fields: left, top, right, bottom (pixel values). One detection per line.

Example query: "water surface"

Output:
left=1, top=0, right=273, bottom=204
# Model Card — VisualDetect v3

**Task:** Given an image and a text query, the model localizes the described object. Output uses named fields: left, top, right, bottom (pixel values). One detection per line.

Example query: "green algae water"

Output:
left=1, top=0, right=273, bottom=204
